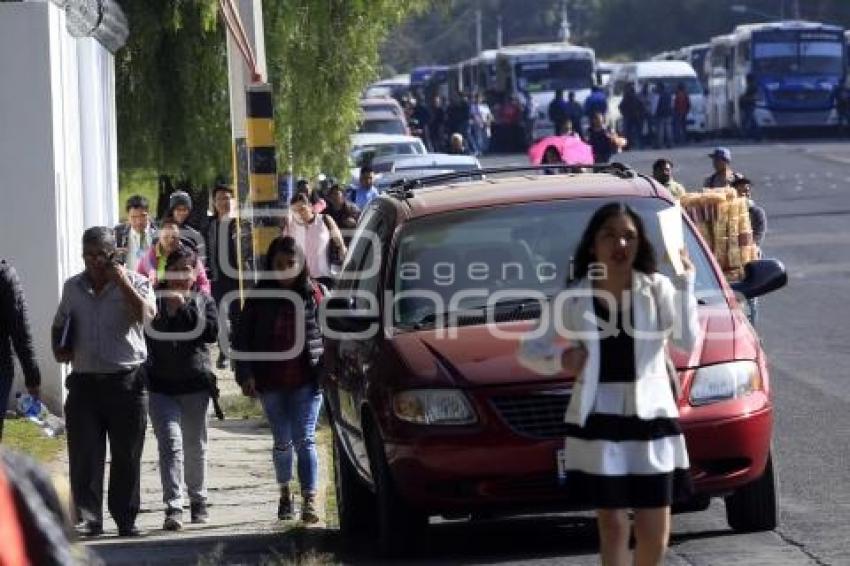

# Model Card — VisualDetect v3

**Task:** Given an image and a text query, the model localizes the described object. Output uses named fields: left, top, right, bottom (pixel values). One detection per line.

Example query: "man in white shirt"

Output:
left=115, top=195, right=157, bottom=271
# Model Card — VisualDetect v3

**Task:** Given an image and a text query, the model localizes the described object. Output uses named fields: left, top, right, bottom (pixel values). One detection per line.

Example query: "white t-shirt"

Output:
left=282, top=213, right=332, bottom=279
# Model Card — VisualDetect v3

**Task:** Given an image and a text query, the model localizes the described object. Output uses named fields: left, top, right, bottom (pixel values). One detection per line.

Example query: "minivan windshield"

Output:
left=393, top=198, right=723, bottom=328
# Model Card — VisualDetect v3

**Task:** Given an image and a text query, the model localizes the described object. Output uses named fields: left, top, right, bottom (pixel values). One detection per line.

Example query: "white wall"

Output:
left=0, top=3, right=118, bottom=413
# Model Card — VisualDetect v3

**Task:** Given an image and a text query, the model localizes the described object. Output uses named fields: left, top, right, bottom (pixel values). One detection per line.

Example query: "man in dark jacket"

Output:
left=548, top=89, right=570, bottom=136
left=0, top=261, right=41, bottom=440
left=115, top=195, right=157, bottom=272
left=324, top=182, right=360, bottom=246
left=166, top=191, right=206, bottom=263
left=205, top=184, right=251, bottom=369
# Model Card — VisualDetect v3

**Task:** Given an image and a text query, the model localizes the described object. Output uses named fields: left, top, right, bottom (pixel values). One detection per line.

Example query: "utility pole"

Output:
left=223, top=0, right=277, bottom=288
left=497, top=14, right=503, bottom=48
left=476, top=8, right=482, bottom=54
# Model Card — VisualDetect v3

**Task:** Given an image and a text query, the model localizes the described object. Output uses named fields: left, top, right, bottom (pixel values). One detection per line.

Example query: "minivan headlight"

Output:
left=392, top=389, right=477, bottom=425
left=689, top=361, right=761, bottom=406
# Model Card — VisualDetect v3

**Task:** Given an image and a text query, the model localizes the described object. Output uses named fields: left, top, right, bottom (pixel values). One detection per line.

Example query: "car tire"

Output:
left=365, top=424, right=428, bottom=557
left=333, top=429, right=376, bottom=537
left=725, top=451, right=778, bottom=532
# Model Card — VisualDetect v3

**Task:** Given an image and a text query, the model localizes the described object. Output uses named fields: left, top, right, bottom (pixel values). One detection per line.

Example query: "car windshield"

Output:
left=642, top=76, right=702, bottom=95
left=350, top=142, right=424, bottom=168
left=392, top=198, right=723, bottom=328
left=754, top=39, right=844, bottom=75
left=515, top=59, right=594, bottom=92
left=359, top=119, right=406, bottom=135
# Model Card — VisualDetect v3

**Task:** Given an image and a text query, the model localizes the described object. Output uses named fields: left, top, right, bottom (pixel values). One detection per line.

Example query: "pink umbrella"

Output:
left=528, top=135, right=594, bottom=166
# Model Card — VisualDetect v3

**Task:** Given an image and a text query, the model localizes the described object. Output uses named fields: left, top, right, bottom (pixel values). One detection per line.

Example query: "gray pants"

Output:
left=148, top=391, right=210, bottom=513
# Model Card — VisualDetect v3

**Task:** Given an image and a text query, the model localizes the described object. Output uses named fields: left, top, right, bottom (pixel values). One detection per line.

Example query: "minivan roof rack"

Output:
left=384, top=162, right=637, bottom=198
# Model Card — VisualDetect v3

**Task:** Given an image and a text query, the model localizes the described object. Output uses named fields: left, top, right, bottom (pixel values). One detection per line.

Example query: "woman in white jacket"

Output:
left=519, top=202, right=699, bottom=566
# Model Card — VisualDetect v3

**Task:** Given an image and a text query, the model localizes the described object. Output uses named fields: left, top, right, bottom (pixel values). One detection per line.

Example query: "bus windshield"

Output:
left=753, top=38, right=844, bottom=76
left=515, top=59, right=594, bottom=92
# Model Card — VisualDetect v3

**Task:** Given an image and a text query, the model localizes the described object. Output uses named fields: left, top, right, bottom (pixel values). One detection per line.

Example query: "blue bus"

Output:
left=715, top=21, right=846, bottom=130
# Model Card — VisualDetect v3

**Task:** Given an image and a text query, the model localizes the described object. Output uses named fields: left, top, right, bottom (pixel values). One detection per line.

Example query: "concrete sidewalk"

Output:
left=62, top=366, right=333, bottom=565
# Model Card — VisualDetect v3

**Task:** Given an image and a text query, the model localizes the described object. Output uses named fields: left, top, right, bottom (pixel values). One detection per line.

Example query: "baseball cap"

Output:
left=708, top=147, right=732, bottom=162
left=168, top=190, right=193, bottom=211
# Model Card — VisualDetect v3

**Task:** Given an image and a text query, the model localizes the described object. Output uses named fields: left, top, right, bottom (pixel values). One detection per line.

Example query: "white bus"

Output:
left=493, top=42, right=596, bottom=141
left=706, top=33, right=736, bottom=132
left=708, top=21, right=846, bottom=132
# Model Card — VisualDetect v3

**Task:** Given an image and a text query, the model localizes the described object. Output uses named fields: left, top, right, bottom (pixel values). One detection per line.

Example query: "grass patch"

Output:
left=318, top=425, right=337, bottom=529
left=218, top=394, right=266, bottom=420
left=3, top=418, right=63, bottom=464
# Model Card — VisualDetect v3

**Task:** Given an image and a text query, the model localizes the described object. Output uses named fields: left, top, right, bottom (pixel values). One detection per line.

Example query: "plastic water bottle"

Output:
left=15, top=392, right=43, bottom=420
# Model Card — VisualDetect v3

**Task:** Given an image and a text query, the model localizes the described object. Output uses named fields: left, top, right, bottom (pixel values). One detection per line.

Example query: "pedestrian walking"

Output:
left=652, top=158, right=687, bottom=199
left=233, top=236, right=325, bottom=524
left=587, top=113, right=623, bottom=164
left=566, top=91, right=585, bottom=137
left=347, top=166, right=379, bottom=210
left=673, top=82, right=691, bottom=144
left=51, top=227, right=157, bottom=537
left=619, top=84, right=645, bottom=150
left=654, top=82, right=674, bottom=149
left=584, top=86, right=609, bottom=120
left=165, top=190, right=206, bottom=262
left=640, top=83, right=655, bottom=147
left=115, top=195, right=157, bottom=272
left=429, top=96, right=446, bottom=152
left=282, top=193, right=346, bottom=290
left=703, top=147, right=744, bottom=189
left=518, top=202, right=699, bottom=566
left=739, top=74, right=761, bottom=141
left=549, top=89, right=570, bottom=136
left=0, top=261, right=41, bottom=441
left=206, top=184, right=250, bottom=369
left=145, top=244, right=219, bottom=531
left=324, top=181, right=360, bottom=244
left=138, top=217, right=212, bottom=295
left=471, top=93, right=493, bottom=155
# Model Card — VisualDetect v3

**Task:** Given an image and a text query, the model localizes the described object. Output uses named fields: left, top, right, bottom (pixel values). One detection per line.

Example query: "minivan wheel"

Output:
left=333, top=430, right=376, bottom=537
left=725, top=452, right=778, bottom=532
left=366, top=426, right=428, bottom=557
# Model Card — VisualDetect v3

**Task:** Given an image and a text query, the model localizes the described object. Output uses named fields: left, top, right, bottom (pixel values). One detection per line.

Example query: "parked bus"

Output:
left=706, top=33, right=737, bottom=132
left=410, top=66, right=448, bottom=89
left=709, top=21, right=846, bottom=132
left=675, top=43, right=711, bottom=90
left=493, top=42, right=596, bottom=142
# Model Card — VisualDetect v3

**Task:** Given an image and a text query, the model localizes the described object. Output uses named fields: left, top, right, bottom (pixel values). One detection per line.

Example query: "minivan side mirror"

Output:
left=322, top=294, right=381, bottom=335
left=730, top=259, right=788, bottom=300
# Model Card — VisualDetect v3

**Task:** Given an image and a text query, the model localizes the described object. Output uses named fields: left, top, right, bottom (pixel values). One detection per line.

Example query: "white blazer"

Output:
left=518, top=270, right=700, bottom=427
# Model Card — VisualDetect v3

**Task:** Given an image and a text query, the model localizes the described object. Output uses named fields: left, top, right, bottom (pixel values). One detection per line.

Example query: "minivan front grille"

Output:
left=491, top=392, right=571, bottom=439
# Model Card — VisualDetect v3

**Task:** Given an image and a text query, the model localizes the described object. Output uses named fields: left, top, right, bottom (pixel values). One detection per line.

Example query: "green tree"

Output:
left=263, top=0, right=430, bottom=180
left=116, top=0, right=230, bottom=193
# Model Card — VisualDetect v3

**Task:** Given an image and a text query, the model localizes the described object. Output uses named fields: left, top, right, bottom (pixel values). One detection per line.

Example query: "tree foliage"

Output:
left=116, top=0, right=230, bottom=184
left=263, top=0, right=430, bottom=179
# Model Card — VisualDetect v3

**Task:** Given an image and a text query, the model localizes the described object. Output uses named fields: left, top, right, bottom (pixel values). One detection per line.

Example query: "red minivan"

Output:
left=322, top=166, right=787, bottom=556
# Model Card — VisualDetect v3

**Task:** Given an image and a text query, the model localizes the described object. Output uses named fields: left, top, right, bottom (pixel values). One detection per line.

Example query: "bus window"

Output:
left=514, top=60, right=594, bottom=93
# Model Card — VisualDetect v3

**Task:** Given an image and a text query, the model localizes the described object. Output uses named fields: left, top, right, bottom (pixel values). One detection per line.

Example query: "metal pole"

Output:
left=497, top=14, right=503, bottom=49
left=475, top=9, right=482, bottom=54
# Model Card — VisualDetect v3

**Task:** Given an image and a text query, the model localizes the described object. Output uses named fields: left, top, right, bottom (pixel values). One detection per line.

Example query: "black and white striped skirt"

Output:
left=562, top=382, right=693, bottom=509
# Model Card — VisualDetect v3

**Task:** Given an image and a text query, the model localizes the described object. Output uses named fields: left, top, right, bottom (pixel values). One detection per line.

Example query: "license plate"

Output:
left=556, top=448, right=568, bottom=486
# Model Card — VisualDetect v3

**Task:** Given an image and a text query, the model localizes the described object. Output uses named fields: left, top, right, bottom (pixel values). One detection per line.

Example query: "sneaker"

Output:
left=163, top=509, right=183, bottom=532
left=301, top=492, right=320, bottom=524
left=278, top=486, right=295, bottom=521
left=75, top=520, right=103, bottom=538
left=190, top=501, right=209, bottom=524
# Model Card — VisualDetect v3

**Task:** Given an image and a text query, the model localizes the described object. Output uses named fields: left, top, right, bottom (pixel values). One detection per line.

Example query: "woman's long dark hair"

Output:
left=570, top=202, right=657, bottom=283
left=263, top=235, right=312, bottom=296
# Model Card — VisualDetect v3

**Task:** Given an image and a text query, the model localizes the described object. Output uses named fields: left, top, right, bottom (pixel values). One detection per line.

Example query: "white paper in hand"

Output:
left=517, top=335, right=563, bottom=376
left=657, top=205, right=686, bottom=276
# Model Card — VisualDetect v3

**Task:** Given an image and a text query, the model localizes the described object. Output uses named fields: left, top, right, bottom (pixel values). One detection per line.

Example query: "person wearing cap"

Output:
left=703, top=147, right=744, bottom=189
left=166, top=191, right=206, bottom=263
left=324, top=182, right=360, bottom=246
left=652, top=158, right=687, bottom=199
left=347, top=166, right=379, bottom=210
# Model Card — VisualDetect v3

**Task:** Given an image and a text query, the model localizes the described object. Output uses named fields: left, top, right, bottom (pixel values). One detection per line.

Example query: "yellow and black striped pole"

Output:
left=245, top=83, right=280, bottom=267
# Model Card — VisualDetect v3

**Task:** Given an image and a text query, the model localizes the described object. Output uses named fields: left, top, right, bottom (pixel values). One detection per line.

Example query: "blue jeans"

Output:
left=259, top=382, right=323, bottom=493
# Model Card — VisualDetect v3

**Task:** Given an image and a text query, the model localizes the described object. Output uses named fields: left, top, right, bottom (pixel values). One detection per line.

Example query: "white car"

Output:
left=349, top=133, right=427, bottom=181
left=370, top=153, right=481, bottom=175
left=359, top=97, right=405, bottom=119
left=357, top=110, right=409, bottom=136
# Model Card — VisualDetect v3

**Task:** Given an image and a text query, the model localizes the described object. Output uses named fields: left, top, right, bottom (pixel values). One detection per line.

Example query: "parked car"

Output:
left=322, top=165, right=786, bottom=556
left=370, top=153, right=481, bottom=175
left=364, top=74, right=411, bottom=101
left=375, top=169, right=484, bottom=192
left=359, top=97, right=405, bottom=120
left=358, top=110, right=409, bottom=136
left=348, top=133, right=427, bottom=182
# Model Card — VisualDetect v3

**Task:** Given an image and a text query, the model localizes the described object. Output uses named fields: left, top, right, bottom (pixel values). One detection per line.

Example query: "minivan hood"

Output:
left=391, top=305, right=743, bottom=388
